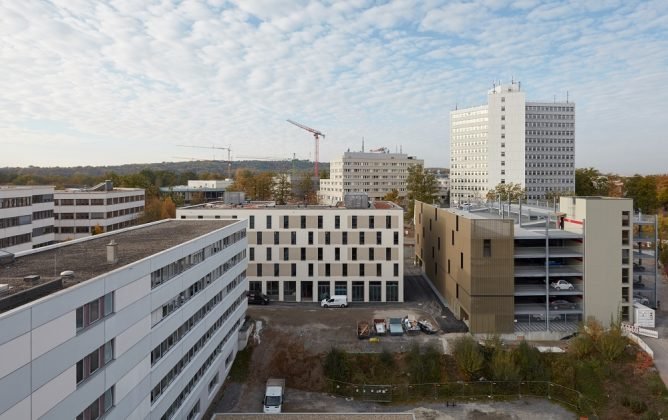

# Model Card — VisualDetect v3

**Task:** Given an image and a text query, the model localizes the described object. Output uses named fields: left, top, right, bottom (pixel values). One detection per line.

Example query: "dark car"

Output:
left=550, top=299, right=577, bottom=310
left=248, top=292, right=270, bottom=305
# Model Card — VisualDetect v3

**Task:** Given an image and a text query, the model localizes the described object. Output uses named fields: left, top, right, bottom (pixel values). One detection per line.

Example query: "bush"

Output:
left=379, top=348, right=395, bottom=369
left=630, top=399, right=648, bottom=414
left=406, top=343, right=442, bottom=384
left=597, top=326, right=627, bottom=361
left=452, top=336, right=484, bottom=380
left=491, top=348, right=520, bottom=381
left=570, top=333, right=595, bottom=359
left=514, top=341, right=546, bottom=380
left=324, top=347, right=350, bottom=382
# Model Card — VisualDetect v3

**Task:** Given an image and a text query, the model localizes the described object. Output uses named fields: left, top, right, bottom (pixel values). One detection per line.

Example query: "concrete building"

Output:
left=177, top=198, right=404, bottom=303
left=0, top=186, right=55, bottom=253
left=318, top=151, right=423, bottom=205
left=450, top=82, right=575, bottom=204
left=0, top=219, right=248, bottom=420
left=54, top=181, right=145, bottom=241
left=415, top=196, right=633, bottom=338
left=160, top=180, right=233, bottom=206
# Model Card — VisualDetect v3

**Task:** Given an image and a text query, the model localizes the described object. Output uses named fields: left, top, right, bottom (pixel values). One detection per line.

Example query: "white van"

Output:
left=320, top=295, right=348, bottom=308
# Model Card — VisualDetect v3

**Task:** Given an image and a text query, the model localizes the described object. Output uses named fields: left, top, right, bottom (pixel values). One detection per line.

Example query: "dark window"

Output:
left=308, top=263, right=314, bottom=276
left=317, top=215, right=323, bottom=229
left=249, top=248, right=255, bottom=261
left=274, top=264, right=279, bottom=276
left=352, top=281, right=364, bottom=301
left=456, top=216, right=459, bottom=231
left=249, top=215, right=255, bottom=229
left=369, top=216, right=374, bottom=228
left=438, top=237, right=441, bottom=250
left=376, top=263, right=381, bottom=276
left=369, top=248, right=374, bottom=261
left=393, top=232, right=399, bottom=245
left=301, top=216, right=306, bottom=229
left=335, top=247, right=340, bottom=261
left=301, top=247, right=306, bottom=261
left=256, top=232, right=262, bottom=245
left=283, top=215, right=289, bottom=229
left=432, top=247, right=434, bottom=258
left=291, top=231, right=296, bottom=245
left=456, top=284, right=459, bottom=298
left=283, top=248, right=289, bottom=260
left=369, top=281, right=381, bottom=301
left=386, top=215, right=391, bottom=229
left=325, top=264, right=331, bottom=277
left=308, top=231, right=314, bottom=245
left=274, top=231, right=279, bottom=245
left=351, top=216, right=357, bottom=229
left=483, top=239, right=491, bottom=257
left=448, top=259, right=450, bottom=273
left=376, top=231, right=382, bottom=245
left=291, top=263, right=297, bottom=276
left=360, top=264, right=365, bottom=276
left=318, top=247, right=323, bottom=261
left=343, top=264, right=348, bottom=277
left=451, top=230, right=454, bottom=245
left=359, top=232, right=365, bottom=245
left=266, top=215, right=272, bottom=229
left=335, top=215, right=340, bottom=229
left=386, top=247, right=391, bottom=260
left=394, top=263, right=399, bottom=276
left=460, top=252, right=463, bottom=269
left=266, top=248, right=272, bottom=261
left=352, top=248, right=357, bottom=261
left=258, top=264, right=263, bottom=277
left=325, top=231, right=331, bottom=245
left=342, top=232, right=348, bottom=245
left=386, top=281, right=399, bottom=302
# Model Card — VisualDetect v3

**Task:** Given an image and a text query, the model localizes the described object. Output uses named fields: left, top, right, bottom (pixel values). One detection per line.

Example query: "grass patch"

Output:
left=228, top=345, right=254, bottom=382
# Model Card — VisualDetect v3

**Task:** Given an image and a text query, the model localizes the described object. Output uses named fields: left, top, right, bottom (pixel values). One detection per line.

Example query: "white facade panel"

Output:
left=115, top=358, right=151, bottom=402
left=31, top=365, right=76, bottom=420
left=116, top=315, right=151, bottom=357
left=126, top=396, right=151, bottom=420
left=115, top=275, right=151, bottom=311
left=31, top=310, right=75, bottom=359
left=0, top=333, right=30, bottom=379
left=0, top=396, right=30, bottom=420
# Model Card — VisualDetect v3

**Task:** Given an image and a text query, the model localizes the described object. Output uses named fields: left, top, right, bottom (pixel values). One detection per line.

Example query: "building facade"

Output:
left=0, top=186, right=55, bottom=253
left=0, top=219, right=247, bottom=420
left=415, top=197, right=632, bottom=337
left=177, top=200, right=404, bottom=303
left=54, top=182, right=144, bottom=241
left=450, top=82, right=575, bottom=204
left=318, top=151, right=423, bottom=205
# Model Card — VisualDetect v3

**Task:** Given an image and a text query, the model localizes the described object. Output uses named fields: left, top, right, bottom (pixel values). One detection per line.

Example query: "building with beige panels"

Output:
left=177, top=200, right=404, bottom=303
left=415, top=196, right=634, bottom=338
left=318, top=151, right=423, bottom=205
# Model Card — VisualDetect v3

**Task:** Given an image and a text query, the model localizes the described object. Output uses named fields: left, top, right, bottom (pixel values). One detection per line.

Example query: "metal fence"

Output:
left=326, top=379, right=597, bottom=416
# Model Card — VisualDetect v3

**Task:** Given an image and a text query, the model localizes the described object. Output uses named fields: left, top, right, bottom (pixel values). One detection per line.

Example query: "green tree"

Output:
left=513, top=341, right=546, bottom=380
left=624, top=175, right=658, bottom=213
left=382, top=188, right=401, bottom=205
left=407, top=164, right=438, bottom=219
left=272, top=173, right=292, bottom=205
left=296, top=172, right=317, bottom=204
left=452, top=336, right=484, bottom=380
left=486, top=182, right=525, bottom=202
left=575, top=167, right=610, bottom=196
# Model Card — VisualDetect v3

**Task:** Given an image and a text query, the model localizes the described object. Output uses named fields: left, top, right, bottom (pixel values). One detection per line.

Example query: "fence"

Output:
left=326, top=378, right=597, bottom=417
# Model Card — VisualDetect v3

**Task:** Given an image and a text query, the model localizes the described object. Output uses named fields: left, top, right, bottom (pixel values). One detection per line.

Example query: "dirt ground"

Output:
left=211, top=304, right=574, bottom=419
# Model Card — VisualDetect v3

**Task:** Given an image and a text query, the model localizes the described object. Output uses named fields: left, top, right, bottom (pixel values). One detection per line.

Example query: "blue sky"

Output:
left=1, top=0, right=667, bottom=174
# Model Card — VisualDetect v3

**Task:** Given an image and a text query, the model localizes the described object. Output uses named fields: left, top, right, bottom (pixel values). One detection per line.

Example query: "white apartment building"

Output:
left=177, top=199, right=404, bottom=303
left=318, top=151, right=423, bottom=205
left=54, top=181, right=145, bottom=241
left=0, top=219, right=248, bottom=420
left=0, top=186, right=55, bottom=253
left=450, top=82, right=575, bottom=204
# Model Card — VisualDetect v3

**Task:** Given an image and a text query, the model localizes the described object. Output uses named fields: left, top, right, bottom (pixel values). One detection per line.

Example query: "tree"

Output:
left=273, top=173, right=292, bottom=205
left=545, top=190, right=574, bottom=201
left=296, top=171, right=317, bottom=204
left=452, top=336, right=484, bottom=380
left=491, top=348, right=520, bottom=381
left=624, top=175, right=658, bottom=213
left=92, top=224, right=104, bottom=235
left=382, top=188, right=401, bottom=205
left=575, top=167, right=610, bottom=196
left=513, top=341, right=546, bottom=381
left=407, top=164, right=438, bottom=219
left=486, top=182, right=525, bottom=202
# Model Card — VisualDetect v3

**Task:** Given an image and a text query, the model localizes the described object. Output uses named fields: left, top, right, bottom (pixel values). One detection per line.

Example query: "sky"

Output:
left=1, top=0, right=667, bottom=175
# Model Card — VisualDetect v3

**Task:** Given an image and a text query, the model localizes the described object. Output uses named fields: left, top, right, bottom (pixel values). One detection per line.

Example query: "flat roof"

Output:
left=0, top=220, right=238, bottom=312
left=213, top=414, right=415, bottom=420
left=181, top=201, right=403, bottom=211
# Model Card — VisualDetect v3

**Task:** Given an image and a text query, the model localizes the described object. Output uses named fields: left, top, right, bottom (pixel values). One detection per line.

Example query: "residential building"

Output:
left=54, top=181, right=145, bottom=241
left=0, top=219, right=248, bottom=420
left=415, top=196, right=633, bottom=338
left=450, top=82, right=575, bottom=204
left=318, top=151, right=423, bottom=205
left=160, top=180, right=232, bottom=206
left=0, top=186, right=55, bottom=253
left=177, top=197, right=404, bottom=303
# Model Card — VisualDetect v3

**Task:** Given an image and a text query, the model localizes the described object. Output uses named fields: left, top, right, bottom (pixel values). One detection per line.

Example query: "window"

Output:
left=257, top=232, right=262, bottom=245
left=386, top=281, right=398, bottom=302
left=274, top=264, right=279, bottom=276
left=342, top=232, right=348, bottom=245
left=308, top=231, right=314, bottom=245
left=301, top=216, right=306, bottom=229
left=249, top=248, right=254, bottom=261
left=369, top=216, right=374, bottom=228
left=456, top=216, right=459, bottom=231
left=386, top=248, right=391, bottom=260
left=77, top=340, right=114, bottom=384
left=291, top=231, right=296, bottom=245
left=283, top=248, right=289, bottom=261
left=376, top=231, right=382, bottom=245
left=352, top=248, right=357, bottom=261
left=335, top=215, right=340, bottom=229
left=325, top=263, right=331, bottom=277
left=335, top=247, right=340, bottom=261
left=369, top=281, right=381, bottom=301
left=483, top=239, right=491, bottom=257
left=318, top=247, right=323, bottom=261
left=394, top=263, right=399, bottom=276
left=351, top=216, right=357, bottom=229
left=301, top=247, right=306, bottom=261
left=448, top=259, right=450, bottom=274
left=451, top=230, right=454, bottom=245
left=352, top=281, right=364, bottom=301
left=325, top=231, right=331, bottom=245
left=342, top=263, right=348, bottom=277
left=291, top=263, right=297, bottom=277
left=360, top=264, right=365, bottom=276
left=208, top=373, right=219, bottom=393
left=274, top=231, right=279, bottom=245
left=386, top=215, right=392, bottom=229
left=283, top=215, right=289, bottom=229
left=393, top=232, right=399, bottom=245
left=76, top=387, right=114, bottom=420
left=317, top=215, right=323, bottom=229
left=335, top=281, right=347, bottom=296
left=266, top=248, right=272, bottom=261
left=249, top=215, right=255, bottom=229
left=460, top=252, right=464, bottom=269
left=369, top=248, right=375, bottom=261
left=308, top=263, right=314, bottom=277
left=76, top=293, right=113, bottom=331
left=376, top=263, right=381, bottom=276
left=359, top=232, right=365, bottom=245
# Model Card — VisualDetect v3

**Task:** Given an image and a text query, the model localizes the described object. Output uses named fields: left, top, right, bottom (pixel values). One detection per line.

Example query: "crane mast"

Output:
left=286, top=119, right=325, bottom=177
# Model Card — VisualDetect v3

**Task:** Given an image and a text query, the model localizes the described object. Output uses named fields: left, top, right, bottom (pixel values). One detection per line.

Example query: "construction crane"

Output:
left=287, top=119, right=325, bottom=177
left=176, top=144, right=232, bottom=179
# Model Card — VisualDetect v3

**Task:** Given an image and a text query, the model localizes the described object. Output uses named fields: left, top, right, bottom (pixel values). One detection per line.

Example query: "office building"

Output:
left=160, top=180, right=232, bottom=206
left=0, top=219, right=248, bottom=420
left=318, top=151, right=423, bottom=205
left=177, top=197, right=404, bottom=303
left=54, top=181, right=145, bottom=241
left=0, top=186, right=55, bottom=253
left=415, top=196, right=634, bottom=338
left=450, top=82, right=575, bottom=204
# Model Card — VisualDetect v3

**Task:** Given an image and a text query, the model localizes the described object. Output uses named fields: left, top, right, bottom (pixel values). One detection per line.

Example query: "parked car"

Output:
left=320, top=295, right=348, bottom=308
left=633, top=295, right=650, bottom=306
left=417, top=319, right=438, bottom=334
left=248, top=292, right=270, bottom=305
left=633, top=262, right=646, bottom=272
left=550, top=279, right=575, bottom=290
left=532, top=313, right=562, bottom=322
left=550, top=299, right=577, bottom=310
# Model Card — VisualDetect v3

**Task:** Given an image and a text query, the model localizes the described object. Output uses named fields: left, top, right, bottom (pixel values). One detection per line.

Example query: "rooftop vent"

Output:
left=60, top=270, right=75, bottom=279
left=0, top=250, right=15, bottom=266
left=107, top=240, right=118, bottom=264
left=24, top=275, right=40, bottom=284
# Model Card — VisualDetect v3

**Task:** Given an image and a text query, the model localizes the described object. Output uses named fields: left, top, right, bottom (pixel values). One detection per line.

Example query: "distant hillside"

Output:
left=0, top=160, right=327, bottom=179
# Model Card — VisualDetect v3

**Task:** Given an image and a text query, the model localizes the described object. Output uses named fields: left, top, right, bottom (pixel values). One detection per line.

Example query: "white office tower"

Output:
left=450, top=82, right=575, bottom=204
left=318, top=151, right=423, bottom=205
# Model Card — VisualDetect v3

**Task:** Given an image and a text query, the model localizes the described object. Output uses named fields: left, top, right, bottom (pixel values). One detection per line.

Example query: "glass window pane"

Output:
left=89, top=300, right=100, bottom=323
left=104, top=293, right=113, bottom=316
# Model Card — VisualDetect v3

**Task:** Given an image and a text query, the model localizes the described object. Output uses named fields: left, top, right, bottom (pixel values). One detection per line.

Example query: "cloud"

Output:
left=0, top=0, right=666, bottom=174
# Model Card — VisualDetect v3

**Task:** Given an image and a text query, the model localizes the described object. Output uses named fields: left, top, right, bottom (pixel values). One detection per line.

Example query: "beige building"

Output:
left=415, top=196, right=633, bottom=337
left=177, top=200, right=404, bottom=303
left=318, top=151, right=423, bottom=205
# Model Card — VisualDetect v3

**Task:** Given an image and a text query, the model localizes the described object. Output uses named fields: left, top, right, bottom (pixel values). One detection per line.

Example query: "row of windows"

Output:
left=76, top=292, right=114, bottom=331
left=0, top=232, right=31, bottom=248
left=76, top=386, right=114, bottom=420
left=527, top=162, right=574, bottom=168
left=525, top=122, right=574, bottom=128
left=150, top=231, right=246, bottom=288
left=55, top=206, right=143, bottom=219
left=251, top=245, right=397, bottom=262
left=0, top=196, right=31, bottom=209
left=255, top=230, right=399, bottom=246
left=526, top=146, right=574, bottom=152
left=32, top=225, right=54, bottom=237
left=151, top=271, right=244, bottom=366
left=526, top=106, right=574, bottom=112
left=250, top=215, right=393, bottom=230
left=526, top=130, right=574, bottom=136
left=527, top=170, right=574, bottom=176
left=253, top=262, right=400, bottom=277
left=0, top=214, right=32, bottom=229
left=76, top=340, right=114, bottom=385
left=159, top=318, right=241, bottom=420
left=526, top=138, right=574, bottom=144
left=151, top=294, right=245, bottom=405
left=56, top=195, right=144, bottom=206
left=33, top=209, right=54, bottom=220
left=153, top=251, right=246, bottom=326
